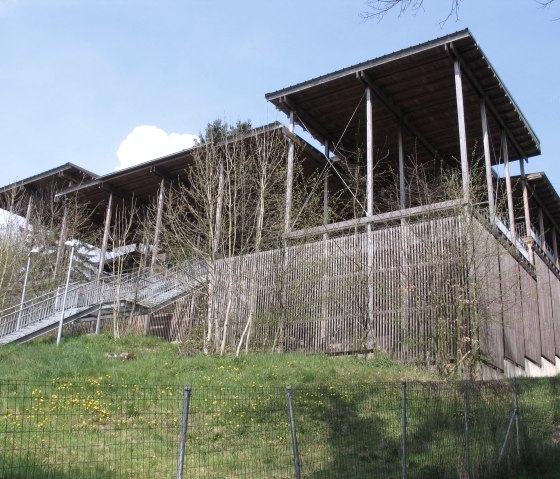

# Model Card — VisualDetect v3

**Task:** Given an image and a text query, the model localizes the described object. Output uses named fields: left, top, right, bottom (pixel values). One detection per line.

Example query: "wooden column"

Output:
left=150, top=179, right=165, bottom=271
left=398, top=125, right=406, bottom=211
left=538, top=207, right=546, bottom=251
left=212, top=164, right=225, bottom=255
left=480, top=100, right=495, bottom=218
left=366, top=86, right=375, bottom=349
left=321, top=141, right=329, bottom=344
left=284, top=110, right=295, bottom=237
left=398, top=124, right=409, bottom=356
left=552, top=228, right=559, bottom=267
left=502, top=132, right=516, bottom=240
left=454, top=60, right=470, bottom=201
left=323, top=142, right=330, bottom=238
left=519, top=159, right=534, bottom=263
left=97, top=193, right=113, bottom=279
left=23, top=194, right=33, bottom=237
left=54, top=205, right=68, bottom=279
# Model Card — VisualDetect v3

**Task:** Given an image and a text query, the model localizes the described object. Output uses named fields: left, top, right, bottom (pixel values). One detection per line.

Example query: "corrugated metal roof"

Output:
left=54, top=122, right=326, bottom=225
left=265, top=29, right=540, bottom=163
left=0, top=162, right=97, bottom=194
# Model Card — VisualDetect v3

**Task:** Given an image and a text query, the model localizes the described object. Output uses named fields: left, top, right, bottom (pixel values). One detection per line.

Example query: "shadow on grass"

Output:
left=292, top=379, right=560, bottom=479
left=293, top=384, right=402, bottom=479
left=0, top=455, right=119, bottom=479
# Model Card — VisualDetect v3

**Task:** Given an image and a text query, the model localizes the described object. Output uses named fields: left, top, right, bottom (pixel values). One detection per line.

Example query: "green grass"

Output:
left=0, top=333, right=435, bottom=387
left=0, top=334, right=558, bottom=478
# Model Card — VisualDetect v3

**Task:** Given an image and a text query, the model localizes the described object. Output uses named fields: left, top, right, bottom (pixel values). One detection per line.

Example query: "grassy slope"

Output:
left=0, top=334, right=436, bottom=386
left=0, top=335, right=558, bottom=479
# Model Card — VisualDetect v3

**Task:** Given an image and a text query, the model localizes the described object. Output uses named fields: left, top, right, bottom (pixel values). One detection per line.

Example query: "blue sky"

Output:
left=1, top=0, right=559, bottom=191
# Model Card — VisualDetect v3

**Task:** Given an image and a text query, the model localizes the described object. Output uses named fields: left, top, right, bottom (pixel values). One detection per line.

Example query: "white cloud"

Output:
left=115, top=125, right=199, bottom=171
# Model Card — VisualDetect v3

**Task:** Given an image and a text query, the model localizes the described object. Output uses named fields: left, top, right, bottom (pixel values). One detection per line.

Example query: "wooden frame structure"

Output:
left=2, top=30, right=560, bottom=377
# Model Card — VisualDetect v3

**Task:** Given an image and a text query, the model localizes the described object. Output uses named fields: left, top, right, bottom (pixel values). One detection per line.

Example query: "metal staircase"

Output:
left=0, top=262, right=207, bottom=345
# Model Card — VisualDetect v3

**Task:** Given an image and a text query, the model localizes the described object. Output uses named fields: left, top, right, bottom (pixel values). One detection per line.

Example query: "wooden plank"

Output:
left=535, top=254, right=556, bottom=363
left=474, top=225, right=504, bottom=370
left=286, top=198, right=465, bottom=240
left=453, top=60, right=470, bottom=200
left=519, top=266, right=541, bottom=366
left=502, top=131, right=516, bottom=240
left=499, top=250, right=525, bottom=368
left=547, top=266, right=560, bottom=358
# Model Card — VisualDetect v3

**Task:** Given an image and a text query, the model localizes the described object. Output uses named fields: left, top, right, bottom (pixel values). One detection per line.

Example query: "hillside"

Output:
left=0, top=334, right=436, bottom=386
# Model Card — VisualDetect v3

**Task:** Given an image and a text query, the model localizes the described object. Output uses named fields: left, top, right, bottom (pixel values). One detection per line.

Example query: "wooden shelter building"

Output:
left=1, top=30, right=560, bottom=377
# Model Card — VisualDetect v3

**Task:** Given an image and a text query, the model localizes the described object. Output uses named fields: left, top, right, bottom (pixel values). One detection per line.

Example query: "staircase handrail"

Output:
left=0, top=259, right=208, bottom=341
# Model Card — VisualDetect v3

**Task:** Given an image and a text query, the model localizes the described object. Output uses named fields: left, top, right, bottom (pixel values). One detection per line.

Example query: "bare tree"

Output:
left=361, top=0, right=556, bottom=23
left=106, top=199, right=139, bottom=338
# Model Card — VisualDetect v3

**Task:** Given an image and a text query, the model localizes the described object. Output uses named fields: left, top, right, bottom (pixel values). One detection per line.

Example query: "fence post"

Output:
left=176, top=386, right=192, bottom=479
left=286, top=386, right=301, bottom=479
left=402, top=382, right=407, bottom=479
left=463, top=379, right=472, bottom=479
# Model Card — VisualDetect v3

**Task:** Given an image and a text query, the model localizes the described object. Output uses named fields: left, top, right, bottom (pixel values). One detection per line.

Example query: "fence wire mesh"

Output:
left=1, top=378, right=559, bottom=478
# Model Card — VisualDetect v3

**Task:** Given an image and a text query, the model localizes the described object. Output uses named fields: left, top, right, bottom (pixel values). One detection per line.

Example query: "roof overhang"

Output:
left=55, top=122, right=326, bottom=224
left=0, top=163, right=98, bottom=214
left=266, top=29, right=540, bottom=164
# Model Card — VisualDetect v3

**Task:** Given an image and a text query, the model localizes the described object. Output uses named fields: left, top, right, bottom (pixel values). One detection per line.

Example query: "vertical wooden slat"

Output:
left=535, top=254, right=556, bottom=362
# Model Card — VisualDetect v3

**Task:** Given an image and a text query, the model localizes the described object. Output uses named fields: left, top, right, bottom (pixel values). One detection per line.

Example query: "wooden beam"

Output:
left=502, top=131, right=516, bottom=240
left=518, top=158, right=534, bottom=263
left=480, top=100, right=495, bottom=218
left=518, top=159, right=532, bottom=237
left=98, top=182, right=130, bottom=201
left=365, top=85, right=374, bottom=350
left=286, top=199, right=465, bottom=240
left=23, top=195, right=33, bottom=234
left=323, top=141, right=329, bottom=240
left=150, top=166, right=173, bottom=182
left=97, top=193, right=113, bottom=279
left=447, top=43, right=528, bottom=161
left=54, top=205, right=68, bottom=279
left=57, top=171, right=81, bottom=185
left=453, top=60, right=470, bottom=201
left=366, top=87, right=374, bottom=218
left=552, top=228, right=559, bottom=267
left=284, top=111, right=296, bottom=236
left=525, top=182, right=560, bottom=238
left=213, top=164, right=225, bottom=255
left=150, top=179, right=165, bottom=271
left=358, top=72, right=440, bottom=162
left=538, top=207, right=546, bottom=251
left=280, top=96, right=330, bottom=143
left=398, top=125, right=406, bottom=211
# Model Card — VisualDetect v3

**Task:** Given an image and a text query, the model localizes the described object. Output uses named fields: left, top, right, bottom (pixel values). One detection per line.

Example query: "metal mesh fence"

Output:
left=0, top=380, right=184, bottom=478
left=1, top=378, right=559, bottom=478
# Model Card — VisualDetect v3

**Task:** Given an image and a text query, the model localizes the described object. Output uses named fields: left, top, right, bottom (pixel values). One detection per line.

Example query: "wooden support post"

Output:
left=366, top=86, right=375, bottom=350
left=150, top=179, right=165, bottom=271
left=398, top=125, right=406, bottom=212
left=552, top=228, right=559, bottom=267
left=502, top=132, right=516, bottom=241
left=97, top=193, right=113, bottom=279
left=213, top=164, right=225, bottom=255
left=480, top=100, right=495, bottom=218
left=284, top=111, right=295, bottom=237
left=519, top=159, right=534, bottom=263
left=454, top=60, right=470, bottom=201
left=321, top=141, right=329, bottom=345
left=23, top=194, right=33, bottom=237
left=323, top=141, right=330, bottom=238
left=538, top=207, right=546, bottom=251
left=54, top=205, right=68, bottom=279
